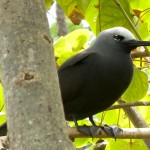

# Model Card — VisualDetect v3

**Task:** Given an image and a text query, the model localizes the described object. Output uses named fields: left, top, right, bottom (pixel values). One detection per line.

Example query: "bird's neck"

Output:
left=87, top=44, right=131, bottom=59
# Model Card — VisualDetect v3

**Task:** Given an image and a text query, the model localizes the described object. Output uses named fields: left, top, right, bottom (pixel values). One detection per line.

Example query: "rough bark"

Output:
left=0, top=0, right=74, bottom=149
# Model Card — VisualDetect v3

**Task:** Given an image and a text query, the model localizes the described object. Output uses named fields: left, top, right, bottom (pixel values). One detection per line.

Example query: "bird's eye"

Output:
left=114, top=35, right=124, bottom=41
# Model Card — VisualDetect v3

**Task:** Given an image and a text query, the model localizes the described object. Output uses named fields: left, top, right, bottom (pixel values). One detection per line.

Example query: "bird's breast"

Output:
left=86, top=54, right=133, bottom=104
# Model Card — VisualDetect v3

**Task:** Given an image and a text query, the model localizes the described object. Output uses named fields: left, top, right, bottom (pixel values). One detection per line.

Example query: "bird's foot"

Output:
left=101, top=124, right=123, bottom=139
left=76, top=124, right=122, bottom=139
left=77, top=125, right=100, bottom=137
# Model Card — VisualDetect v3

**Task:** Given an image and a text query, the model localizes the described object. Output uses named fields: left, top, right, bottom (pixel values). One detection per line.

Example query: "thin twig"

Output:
left=106, top=101, right=150, bottom=111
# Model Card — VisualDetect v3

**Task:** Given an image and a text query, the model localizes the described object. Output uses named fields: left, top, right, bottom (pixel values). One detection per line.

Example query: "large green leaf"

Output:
left=122, top=68, right=148, bottom=102
left=54, top=29, right=91, bottom=66
left=86, top=0, right=133, bottom=35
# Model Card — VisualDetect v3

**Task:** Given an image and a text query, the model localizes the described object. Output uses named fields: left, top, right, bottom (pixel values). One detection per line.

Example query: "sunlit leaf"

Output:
left=74, top=138, right=92, bottom=148
left=54, top=29, right=91, bottom=66
left=56, top=52, right=77, bottom=67
left=130, top=0, right=150, bottom=40
left=122, top=68, right=148, bottom=102
left=107, top=139, right=147, bottom=150
left=0, top=84, right=6, bottom=125
left=86, top=0, right=134, bottom=35
left=54, top=36, right=73, bottom=58
left=65, top=29, right=91, bottom=51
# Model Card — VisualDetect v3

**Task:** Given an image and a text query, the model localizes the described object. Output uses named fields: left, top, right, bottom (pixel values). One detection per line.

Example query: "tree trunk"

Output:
left=56, top=3, right=68, bottom=36
left=0, top=0, right=74, bottom=149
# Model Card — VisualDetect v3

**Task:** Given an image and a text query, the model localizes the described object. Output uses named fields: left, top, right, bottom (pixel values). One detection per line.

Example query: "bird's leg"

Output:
left=89, top=116, right=96, bottom=126
left=73, top=115, right=100, bottom=137
left=73, top=115, right=98, bottom=137
left=88, top=116, right=101, bottom=136
left=73, top=115, right=92, bottom=136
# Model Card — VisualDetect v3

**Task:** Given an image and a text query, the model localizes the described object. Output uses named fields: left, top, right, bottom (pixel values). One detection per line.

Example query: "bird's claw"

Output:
left=77, top=125, right=100, bottom=137
left=77, top=124, right=122, bottom=139
left=101, top=124, right=123, bottom=139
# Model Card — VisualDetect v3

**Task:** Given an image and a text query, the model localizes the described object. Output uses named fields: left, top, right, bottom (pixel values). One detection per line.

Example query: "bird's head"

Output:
left=94, top=27, right=150, bottom=53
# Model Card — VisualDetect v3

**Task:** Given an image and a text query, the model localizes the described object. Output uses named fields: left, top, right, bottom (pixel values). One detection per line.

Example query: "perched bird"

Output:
left=58, top=27, right=150, bottom=135
left=1, top=27, right=150, bottom=137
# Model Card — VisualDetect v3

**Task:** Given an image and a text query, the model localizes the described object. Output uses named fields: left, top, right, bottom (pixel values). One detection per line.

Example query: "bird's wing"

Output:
left=58, top=51, right=93, bottom=72
left=58, top=51, right=98, bottom=103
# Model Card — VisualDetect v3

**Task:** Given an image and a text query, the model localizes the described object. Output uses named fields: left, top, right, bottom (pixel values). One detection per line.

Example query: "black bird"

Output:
left=58, top=27, right=150, bottom=135
left=1, top=27, right=150, bottom=137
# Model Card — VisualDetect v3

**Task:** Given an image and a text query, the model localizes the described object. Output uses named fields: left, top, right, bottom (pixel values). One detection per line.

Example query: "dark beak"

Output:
left=123, top=39, right=150, bottom=52
left=126, top=39, right=150, bottom=48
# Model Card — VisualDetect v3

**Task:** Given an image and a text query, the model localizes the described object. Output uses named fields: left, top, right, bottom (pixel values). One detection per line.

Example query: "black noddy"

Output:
left=58, top=27, right=150, bottom=136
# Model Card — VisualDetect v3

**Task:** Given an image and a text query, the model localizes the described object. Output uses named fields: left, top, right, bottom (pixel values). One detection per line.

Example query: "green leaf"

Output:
left=56, top=0, right=150, bottom=40
left=107, top=139, right=147, bottom=150
left=142, top=68, right=150, bottom=94
left=65, top=29, right=91, bottom=52
left=45, top=0, right=53, bottom=9
left=130, top=0, right=150, bottom=11
left=54, top=36, right=73, bottom=58
left=56, top=0, right=90, bottom=24
left=130, top=0, right=150, bottom=40
left=95, top=109, right=130, bottom=128
left=0, top=84, right=6, bottom=125
left=136, top=22, right=149, bottom=40
left=57, top=0, right=134, bottom=35
left=122, top=68, right=148, bottom=102
left=74, top=138, right=92, bottom=148
left=84, top=0, right=99, bottom=34
left=56, top=52, right=77, bottom=67
left=54, top=29, right=91, bottom=66
left=86, top=0, right=131, bottom=34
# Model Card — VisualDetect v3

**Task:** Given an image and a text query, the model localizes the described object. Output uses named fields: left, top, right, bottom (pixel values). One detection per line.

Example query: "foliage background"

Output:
left=1, top=0, right=150, bottom=149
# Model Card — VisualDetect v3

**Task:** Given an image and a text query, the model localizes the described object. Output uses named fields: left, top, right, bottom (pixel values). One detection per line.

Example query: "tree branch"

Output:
left=118, top=100, right=150, bottom=149
left=131, top=51, right=149, bottom=58
left=0, top=136, right=8, bottom=150
left=68, top=127, right=150, bottom=139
